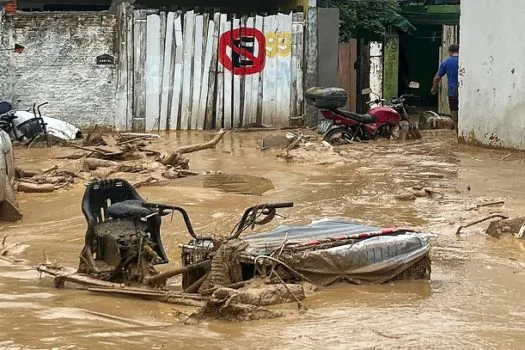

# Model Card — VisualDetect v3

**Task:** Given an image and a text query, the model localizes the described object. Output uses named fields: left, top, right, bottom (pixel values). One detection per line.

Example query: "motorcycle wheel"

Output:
left=322, top=127, right=356, bottom=146
left=390, top=124, right=401, bottom=139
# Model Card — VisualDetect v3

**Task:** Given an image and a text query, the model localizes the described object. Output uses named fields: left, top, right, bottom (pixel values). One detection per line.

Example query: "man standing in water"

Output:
left=431, top=44, right=459, bottom=132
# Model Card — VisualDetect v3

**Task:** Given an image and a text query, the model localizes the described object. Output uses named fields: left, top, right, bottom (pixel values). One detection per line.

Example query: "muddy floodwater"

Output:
left=2, top=130, right=525, bottom=349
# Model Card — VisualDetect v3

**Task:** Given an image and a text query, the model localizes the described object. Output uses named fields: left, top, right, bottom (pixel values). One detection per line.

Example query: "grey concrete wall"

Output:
left=0, top=12, right=117, bottom=127
left=317, top=8, right=339, bottom=88
left=317, top=7, right=339, bottom=121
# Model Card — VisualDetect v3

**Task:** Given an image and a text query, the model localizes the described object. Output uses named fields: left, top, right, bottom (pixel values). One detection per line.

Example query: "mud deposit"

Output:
left=2, top=130, right=525, bottom=349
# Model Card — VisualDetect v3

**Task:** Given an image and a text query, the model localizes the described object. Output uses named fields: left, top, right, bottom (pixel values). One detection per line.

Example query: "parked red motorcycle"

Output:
left=306, top=82, right=422, bottom=145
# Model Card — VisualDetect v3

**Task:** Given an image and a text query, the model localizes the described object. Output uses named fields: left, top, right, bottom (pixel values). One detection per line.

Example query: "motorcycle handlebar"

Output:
left=230, top=202, right=294, bottom=239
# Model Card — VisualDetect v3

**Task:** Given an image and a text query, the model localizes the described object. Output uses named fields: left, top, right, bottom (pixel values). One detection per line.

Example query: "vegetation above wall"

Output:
left=319, top=0, right=414, bottom=41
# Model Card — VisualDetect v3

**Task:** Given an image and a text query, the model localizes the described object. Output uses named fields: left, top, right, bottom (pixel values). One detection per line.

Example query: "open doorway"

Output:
left=398, top=24, right=442, bottom=114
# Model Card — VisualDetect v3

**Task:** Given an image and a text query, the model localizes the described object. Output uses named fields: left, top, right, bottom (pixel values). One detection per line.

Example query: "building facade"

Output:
left=459, top=0, right=525, bottom=149
left=0, top=0, right=328, bottom=131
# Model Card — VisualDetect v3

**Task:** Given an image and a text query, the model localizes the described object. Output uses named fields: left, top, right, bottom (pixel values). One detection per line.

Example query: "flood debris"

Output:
left=485, top=217, right=525, bottom=238
left=15, top=165, right=78, bottom=193
left=467, top=200, right=505, bottom=211
left=0, top=237, right=25, bottom=263
left=418, top=111, right=454, bottom=130
left=36, top=179, right=432, bottom=322
left=394, top=187, right=444, bottom=201
left=15, top=129, right=228, bottom=193
left=455, top=214, right=509, bottom=236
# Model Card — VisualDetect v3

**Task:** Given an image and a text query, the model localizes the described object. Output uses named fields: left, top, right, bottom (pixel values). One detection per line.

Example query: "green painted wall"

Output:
left=383, top=34, right=399, bottom=101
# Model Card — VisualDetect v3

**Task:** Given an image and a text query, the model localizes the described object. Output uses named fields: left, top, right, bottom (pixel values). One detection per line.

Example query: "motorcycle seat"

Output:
left=108, top=200, right=155, bottom=219
left=336, top=109, right=376, bottom=124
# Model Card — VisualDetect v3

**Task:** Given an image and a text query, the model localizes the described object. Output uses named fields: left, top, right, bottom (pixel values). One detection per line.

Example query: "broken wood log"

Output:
left=16, top=182, right=56, bottom=193
left=88, top=287, right=205, bottom=307
left=37, top=264, right=126, bottom=289
left=119, top=133, right=162, bottom=140
left=161, top=129, right=226, bottom=166
left=118, top=136, right=150, bottom=145
left=83, top=158, right=119, bottom=170
left=133, top=177, right=171, bottom=189
left=467, top=201, right=505, bottom=211
left=455, top=214, right=509, bottom=235
left=146, top=259, right=212, bottom=287
left=41, top=165, right=59, bottom=174
left=54, top=153, right=91, bottom=160
left=184, top=272, right=208, bottom=294
left=15, top=168, right=38, bottom=178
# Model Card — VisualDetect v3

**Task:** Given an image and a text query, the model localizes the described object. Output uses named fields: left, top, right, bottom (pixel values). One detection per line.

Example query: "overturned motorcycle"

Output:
left=37, top=179, right=431, bottom=319
left=0, top=101, right=80, bottom=146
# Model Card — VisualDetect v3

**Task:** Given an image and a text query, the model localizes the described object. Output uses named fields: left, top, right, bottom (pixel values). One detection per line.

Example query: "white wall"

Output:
left=369, top=42, right=383, bottom=108
left=460, top=0, right=525, bottom=148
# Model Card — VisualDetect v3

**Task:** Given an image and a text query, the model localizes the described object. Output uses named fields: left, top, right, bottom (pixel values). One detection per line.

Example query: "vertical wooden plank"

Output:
left=145, top=14, right=162, bottom=131
left=158, top=11, right=167, bottom=130
left=337, top=40, right=358, bottom=112
left=126, top=5, right=134, bottom=130
left=262, top=15, right=277, bottom=127
left=160, top=12, right=175, bottom=131
left=254, top=15, right=264, bottom=125
left=305, top=5, right=319, bottom=127
left=242, top=16, right=255, bottom=126
left=369, top=41, right=383, bottom=107
left=275, top=12, right=293, bottom=128
left=191, top=15, right=204, bottom=130
left=337, top=42, right=351, bottom=110
left=197, top=19, right=215, bottom=130
left=294, top=12, right=304, bottom=117
left=222, top=18, right=233, bottom=129
left=290, top=12, right=303, bottom=119
left=238, top=15, right=248, bottom=126
left=169, top=14, right=184, bottom=130
left=115, top=3, right=129, bottom=131
left=216, top=13, right=227, bottom=129
left=349, top=39, right=357, bottom=113
left=232, top=17, right=241, bottom=128
left=205, top=12, right=221, bottom=130
left=180, top=11, right=195, bottom=130
left=133, top=10, right=147, bottom=131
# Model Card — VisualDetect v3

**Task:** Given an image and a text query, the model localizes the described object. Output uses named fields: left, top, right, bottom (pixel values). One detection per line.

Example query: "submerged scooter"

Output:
left=306, top=82, right=422, bottom=145
left=0, top=101, right=80, bottom=145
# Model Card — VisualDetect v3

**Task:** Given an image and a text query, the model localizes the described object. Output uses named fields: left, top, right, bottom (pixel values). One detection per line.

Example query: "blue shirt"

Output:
left=437, top=56, right=459, bottom=97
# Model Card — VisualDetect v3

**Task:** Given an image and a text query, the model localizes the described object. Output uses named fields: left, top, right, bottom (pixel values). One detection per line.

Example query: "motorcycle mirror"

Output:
left=361, top=88, right=372, bottom=95
left=408, top=81, right=420, bottom=89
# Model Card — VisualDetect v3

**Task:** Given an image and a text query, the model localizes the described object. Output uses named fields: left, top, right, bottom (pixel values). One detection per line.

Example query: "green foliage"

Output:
left=319, top=0, right=401, bottom=41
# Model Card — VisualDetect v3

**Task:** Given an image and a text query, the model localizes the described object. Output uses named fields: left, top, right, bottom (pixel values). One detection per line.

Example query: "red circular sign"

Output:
left=218, top=28, right=266, bottom=76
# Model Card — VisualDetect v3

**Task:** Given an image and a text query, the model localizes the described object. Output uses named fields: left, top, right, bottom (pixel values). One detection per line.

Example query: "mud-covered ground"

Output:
left=2, top=130, right=525, bottom=350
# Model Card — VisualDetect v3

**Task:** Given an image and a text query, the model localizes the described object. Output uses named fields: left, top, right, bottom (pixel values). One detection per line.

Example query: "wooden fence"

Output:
left=119, top=9, right=305, bottom=131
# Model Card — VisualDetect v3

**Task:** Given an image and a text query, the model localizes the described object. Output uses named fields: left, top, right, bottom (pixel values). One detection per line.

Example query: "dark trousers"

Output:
left=448, top=96, right=459, bottom=112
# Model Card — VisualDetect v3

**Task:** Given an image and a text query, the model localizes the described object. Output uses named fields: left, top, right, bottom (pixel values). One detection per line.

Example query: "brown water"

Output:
left=2, top=130, right=525, bottom=350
